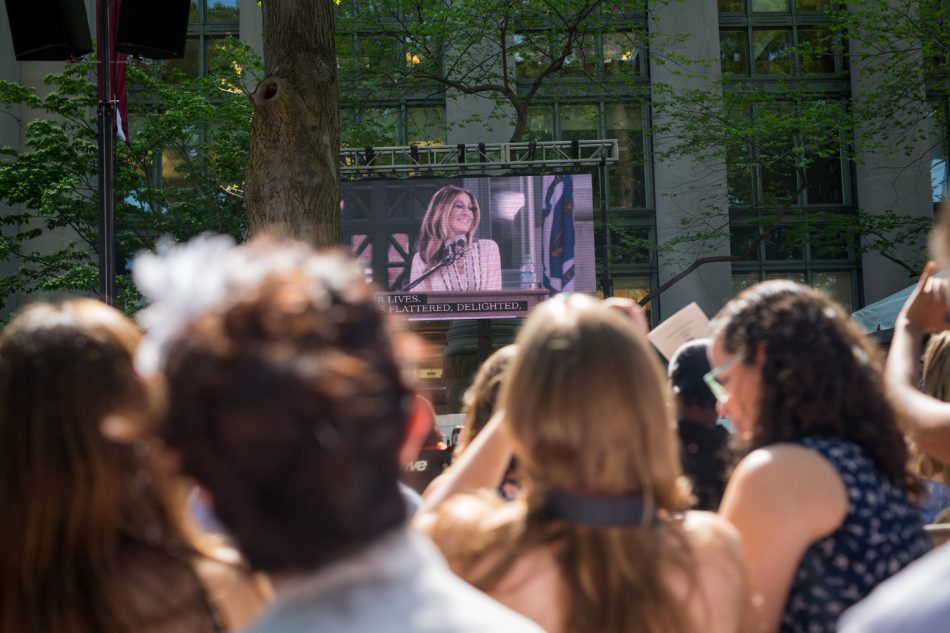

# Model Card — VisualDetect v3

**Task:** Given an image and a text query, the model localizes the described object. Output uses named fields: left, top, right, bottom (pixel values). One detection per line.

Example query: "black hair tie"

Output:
left=543, top=488, right=654, bottom=529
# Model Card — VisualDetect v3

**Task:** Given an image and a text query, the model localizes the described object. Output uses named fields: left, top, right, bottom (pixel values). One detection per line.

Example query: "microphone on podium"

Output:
left=443, top=237, right=467, bottom=259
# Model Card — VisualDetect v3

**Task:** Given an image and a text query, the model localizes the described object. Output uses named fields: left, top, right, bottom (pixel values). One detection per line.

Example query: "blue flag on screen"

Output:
left=542, top=175, right=576, bottom=292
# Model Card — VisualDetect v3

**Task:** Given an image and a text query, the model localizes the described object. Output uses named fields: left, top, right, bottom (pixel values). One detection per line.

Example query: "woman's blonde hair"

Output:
left=417, top=185, right=481, bottom=265
left=0, top=299, right=212, bottom=633
left=918, top=332, right=950, bottom=482
left=924, top=332, right=950, bottom=402
left=458, top=294, right=694, bottom=633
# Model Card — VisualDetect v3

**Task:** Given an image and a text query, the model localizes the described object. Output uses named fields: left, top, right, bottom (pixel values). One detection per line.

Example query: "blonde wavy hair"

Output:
left=447, top=294, right=694, bottom=633
left=917, top=332, right=950, bottom=482
left=416, top=185, right=481, bottom=265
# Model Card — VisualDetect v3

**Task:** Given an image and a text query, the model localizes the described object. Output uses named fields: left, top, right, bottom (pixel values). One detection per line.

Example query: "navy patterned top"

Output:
left=780, top=436, right=931, bottom=633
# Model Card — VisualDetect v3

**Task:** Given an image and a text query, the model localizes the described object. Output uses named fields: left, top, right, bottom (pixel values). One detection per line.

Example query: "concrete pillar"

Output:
left=648, top=0, right=732, bottom=321
left=0, top=5, right=20, bottom=315
left=240, top=0, right=263, bottom=59
left=848, top=2, right=932, bottom=304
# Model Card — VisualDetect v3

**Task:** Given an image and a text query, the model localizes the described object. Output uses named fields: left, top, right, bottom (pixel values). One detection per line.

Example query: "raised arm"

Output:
left=886, top=262, right=950, bottom=462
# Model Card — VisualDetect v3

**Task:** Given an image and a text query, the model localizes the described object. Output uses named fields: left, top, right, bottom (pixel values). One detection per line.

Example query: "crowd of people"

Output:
left=5, top=202, right=950, bottom=632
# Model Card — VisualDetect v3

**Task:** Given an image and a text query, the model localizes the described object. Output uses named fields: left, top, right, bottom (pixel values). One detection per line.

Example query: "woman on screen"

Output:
left=409, top=185, right=502, bottom=292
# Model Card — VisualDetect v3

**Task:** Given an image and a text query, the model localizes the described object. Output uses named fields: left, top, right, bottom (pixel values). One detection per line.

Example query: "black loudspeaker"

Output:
left=115, top=0, right=191, bottom=59
left=3, top=0, right=92, bottom=61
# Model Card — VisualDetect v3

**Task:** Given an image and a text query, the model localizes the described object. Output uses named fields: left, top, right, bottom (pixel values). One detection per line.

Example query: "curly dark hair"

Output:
left=162, top=238, right=413, bottom=574
left=711, top=280, right=916, bottom=493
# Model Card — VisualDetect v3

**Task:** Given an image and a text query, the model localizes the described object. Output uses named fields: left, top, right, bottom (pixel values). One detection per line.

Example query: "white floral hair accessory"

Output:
left=133, top=233, right=238, bottom=375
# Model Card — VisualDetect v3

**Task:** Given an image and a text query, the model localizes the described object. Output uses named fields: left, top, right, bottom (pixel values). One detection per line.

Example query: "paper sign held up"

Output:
left=647, top=302, right=712, bottom=360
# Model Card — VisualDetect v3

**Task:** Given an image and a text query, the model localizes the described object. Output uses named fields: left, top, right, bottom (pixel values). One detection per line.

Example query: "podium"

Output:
left=375, top=289, right=551, bottom=321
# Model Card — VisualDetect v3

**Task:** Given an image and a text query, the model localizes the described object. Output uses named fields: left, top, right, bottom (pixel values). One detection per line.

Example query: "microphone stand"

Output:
left=401, top=250, right=461, bottom=291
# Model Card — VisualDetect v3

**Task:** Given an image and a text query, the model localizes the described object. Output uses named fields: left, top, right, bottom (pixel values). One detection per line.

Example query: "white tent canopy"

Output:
left=851, top=284, right=915, bottom=333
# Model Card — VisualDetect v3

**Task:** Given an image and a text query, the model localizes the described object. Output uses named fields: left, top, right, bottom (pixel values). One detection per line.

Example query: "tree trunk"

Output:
left=244, top=1, right=340, bottom=247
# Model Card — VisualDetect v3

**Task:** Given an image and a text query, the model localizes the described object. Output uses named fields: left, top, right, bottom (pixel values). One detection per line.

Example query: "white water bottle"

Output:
left=520, top=255, right=536, bottom=289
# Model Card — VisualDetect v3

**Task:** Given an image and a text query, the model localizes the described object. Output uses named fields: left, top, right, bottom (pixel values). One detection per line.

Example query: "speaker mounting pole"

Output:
left=96, top=0, right=116, bottom=306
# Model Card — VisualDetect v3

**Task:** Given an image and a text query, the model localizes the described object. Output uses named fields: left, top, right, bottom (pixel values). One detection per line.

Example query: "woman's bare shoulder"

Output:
left=670, top=511, right=746, bottom=633
left=416, top=492, right=520, bottom=562
left=683, top=511, right=745, bottom=582
left=681, top=510, right=744, bottom=558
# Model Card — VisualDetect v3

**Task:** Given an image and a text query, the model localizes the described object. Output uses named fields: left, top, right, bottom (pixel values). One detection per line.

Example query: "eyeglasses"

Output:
left=703, top=353, right=744, bottom=404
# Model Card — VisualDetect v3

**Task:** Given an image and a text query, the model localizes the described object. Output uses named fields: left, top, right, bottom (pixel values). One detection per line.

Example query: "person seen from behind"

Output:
left=416, top=293, right=745, bottom=633
left=709, top=281, right=929, bottom=633
left=0, top=298, right=266, bottom=633
left=138, top=235, right=543, bottom=633
left=668, top=338, right=732, bottom=511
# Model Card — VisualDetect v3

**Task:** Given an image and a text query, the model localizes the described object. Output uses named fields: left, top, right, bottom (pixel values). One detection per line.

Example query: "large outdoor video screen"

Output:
left=341, top=174, right=596, bottom=320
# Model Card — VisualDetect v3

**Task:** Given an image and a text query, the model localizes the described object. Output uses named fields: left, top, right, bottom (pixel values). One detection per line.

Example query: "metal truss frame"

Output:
left=340, top=139, right=619, bottom=176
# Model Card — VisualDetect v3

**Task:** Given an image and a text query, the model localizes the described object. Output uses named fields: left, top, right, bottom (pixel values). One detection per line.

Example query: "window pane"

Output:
left=164, top=38, right=200, bottom=79
left=561, top=34, right=596, bottom=77
left=720, top=30, right=749, bottom=75
left=610, top=227, right=651, bottom=264
left=760, top=157, right=799, bottom=203
left=189, top=0, right=199, bottom=22
left=514, top=34, right=546, bottom=81
left=764, top=271, right=806, bottom=283
left=205, top=37, right=233, bottom=76
left=798, top=28, right=836, bottom=74
left=758, top=112, right=799, bottom=203
left=337, top=34, right=358, bottom=77
left=751, top=0, right=788, bottom=11
left=718, top=0, right=745, bottom=10
left=796, top=0, right=830, bottom=10
left=612, top=276, right=652, bottom=319
left=764, top=226, right=804, bottom=260
left=809, top=225, right=850, bottom=260
left=359, top=36, right=400, bottom=74
left=606, top=104, right=646, bottom=208
left=805, top=149, right=843, bottom=204
left=813, top=271, right=852, bottom=311
left=603, top=33, right=640, bottom=77
left=362, top=107, right=400, bottom=146
left=208, top=0, right=239, bottom=22
left=726, top=106, right=754, bottom=206
left=752, top=29, right=792, bottom=74
left=931, top=104, right=949, bottom=203
left=524, top=106, right=554, bottom=141
left=161, top=147, right=197, bottom=189
left=730, top=226, right=759, bottom=260
left=559, top=104, right=599, bottom=143
left=407, top=106, right=445, bottom=146
left=727, top=143, right=755, bottom=206
left=732, top=272, right=760, bottom=295
left=335, top=0, right=357, bottom=18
